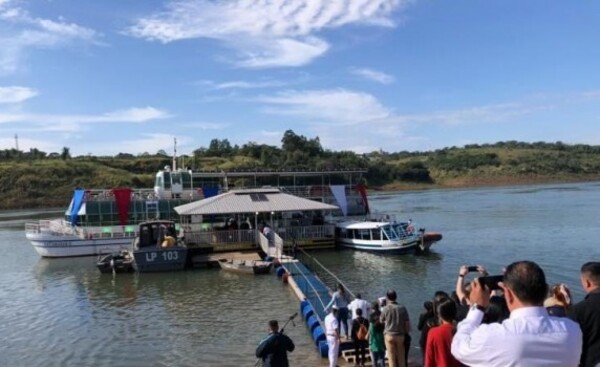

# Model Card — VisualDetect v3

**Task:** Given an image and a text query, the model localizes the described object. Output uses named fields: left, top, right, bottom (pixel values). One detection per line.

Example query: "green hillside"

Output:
left=2, top=134, right=600, bottom=210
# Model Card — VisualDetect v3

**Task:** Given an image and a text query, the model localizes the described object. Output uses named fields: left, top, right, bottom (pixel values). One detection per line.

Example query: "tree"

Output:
left=61, top=147, right=71, bottom=160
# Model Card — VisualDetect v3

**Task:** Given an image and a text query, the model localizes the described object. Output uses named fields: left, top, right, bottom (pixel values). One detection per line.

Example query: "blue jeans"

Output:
left=372, top=351, right=386, bottom=367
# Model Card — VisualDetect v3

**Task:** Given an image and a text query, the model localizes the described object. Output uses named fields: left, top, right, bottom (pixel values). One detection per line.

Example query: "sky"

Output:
left=0, top=0, right=599, bottom=156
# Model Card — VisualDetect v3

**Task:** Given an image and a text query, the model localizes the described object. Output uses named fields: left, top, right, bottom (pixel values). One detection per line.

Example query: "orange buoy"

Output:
left=282, top=272, right=289, bottom=284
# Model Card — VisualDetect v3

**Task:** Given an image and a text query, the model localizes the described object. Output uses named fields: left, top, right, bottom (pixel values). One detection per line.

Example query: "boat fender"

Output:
left=318, top=340, right=329, bottom=358
left=282, top=272, right=289, bottom=284
left=311, top=326, right=326, bottom=346
left=276, top=266, right=286, bottom=277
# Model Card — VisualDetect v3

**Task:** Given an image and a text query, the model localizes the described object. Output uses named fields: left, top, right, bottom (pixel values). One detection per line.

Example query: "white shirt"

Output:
left=348, top=298, right=369, bottom=320
left=451, top=306, right=582, bottom=367
left=324, top=313, right=339, bottom=337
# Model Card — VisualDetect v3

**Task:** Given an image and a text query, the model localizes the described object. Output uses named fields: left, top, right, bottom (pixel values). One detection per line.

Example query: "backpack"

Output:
left=357, top=320, right=368, bottom=341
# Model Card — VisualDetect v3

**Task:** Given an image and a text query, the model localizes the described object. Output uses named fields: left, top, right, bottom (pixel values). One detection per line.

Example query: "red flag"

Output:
left=355, top=183, right=370, bottom=214
left=112, top=188, right=133, bottom=225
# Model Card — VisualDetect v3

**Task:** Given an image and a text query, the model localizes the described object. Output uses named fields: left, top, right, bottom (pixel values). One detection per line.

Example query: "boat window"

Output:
left=163, top=172, right=171, bottom=189
left=171, top=172, right=182, bottom=185
left=371, top=228, right=381, bottom=240
left=359, top=229, right=370, bottom=240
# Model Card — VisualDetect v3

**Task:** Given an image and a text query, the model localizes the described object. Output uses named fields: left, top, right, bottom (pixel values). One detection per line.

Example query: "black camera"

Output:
left=478, top=275, right=503, bottom=291
left=467, top=266, right=479, bottom=272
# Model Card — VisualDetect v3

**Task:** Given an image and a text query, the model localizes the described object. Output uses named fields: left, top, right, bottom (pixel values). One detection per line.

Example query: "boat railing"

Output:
left=185, top=229, right=256, bottom=246
left=294, top=247, right=356, bottom=301
left=285, top=259, right=329, bottom=316
left=275, top=225, right=335, bottom=242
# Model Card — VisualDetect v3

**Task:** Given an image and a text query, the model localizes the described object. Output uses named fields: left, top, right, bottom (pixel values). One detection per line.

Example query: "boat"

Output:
left=132, top=220, right=188, bottom=272
left=335, top=218, right=421, bottom=254
left=96, top=250, right=135, bottom=274
left=25, top=162, right=368, bottom=257
left=218, top=258, right=273, bottom=275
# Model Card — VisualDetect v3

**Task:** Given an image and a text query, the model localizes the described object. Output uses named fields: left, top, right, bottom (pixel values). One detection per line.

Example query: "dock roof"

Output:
left=174, top=188, right=339, bottom=215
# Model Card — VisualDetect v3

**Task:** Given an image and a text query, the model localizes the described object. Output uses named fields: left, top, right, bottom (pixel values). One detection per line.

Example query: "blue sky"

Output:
left=1, top=0, right=599, bottom=156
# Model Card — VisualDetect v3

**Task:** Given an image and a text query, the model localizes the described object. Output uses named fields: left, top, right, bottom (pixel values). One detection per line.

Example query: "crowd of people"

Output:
left=320, top=260, right=600, bottom=367
left=256, top=260, right=599, bottom=367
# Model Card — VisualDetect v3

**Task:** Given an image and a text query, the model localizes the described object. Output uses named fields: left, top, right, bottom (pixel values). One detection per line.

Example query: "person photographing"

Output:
left=255, top=319, right=295, bottom=367
left=451, top=260, right=582, bottom=367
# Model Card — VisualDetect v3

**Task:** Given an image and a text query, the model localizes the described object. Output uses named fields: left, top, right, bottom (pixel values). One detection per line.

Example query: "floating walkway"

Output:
left=268, top=247, right=356, bottom=359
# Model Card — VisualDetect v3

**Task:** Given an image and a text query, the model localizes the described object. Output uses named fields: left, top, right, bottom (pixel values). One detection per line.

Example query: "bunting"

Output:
left=112, top=188, right=133, bottom=225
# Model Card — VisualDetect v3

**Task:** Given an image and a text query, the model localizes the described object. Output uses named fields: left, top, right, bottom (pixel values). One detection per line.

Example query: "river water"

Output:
left=1, top=182, right=599, bottom=366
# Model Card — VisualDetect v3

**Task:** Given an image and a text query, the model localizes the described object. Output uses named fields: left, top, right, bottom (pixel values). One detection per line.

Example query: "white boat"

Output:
left=335, top=219, right=421, bottom=254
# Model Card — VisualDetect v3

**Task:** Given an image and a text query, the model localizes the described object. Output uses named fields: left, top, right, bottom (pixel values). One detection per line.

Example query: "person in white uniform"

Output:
left=451, top=260, right=582, bottom=367
left=325, top=305, right=340, bottom=367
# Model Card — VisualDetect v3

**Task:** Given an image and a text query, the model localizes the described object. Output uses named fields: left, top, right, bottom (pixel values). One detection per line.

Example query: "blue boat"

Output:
left=132, top=220, right=188, bottom=272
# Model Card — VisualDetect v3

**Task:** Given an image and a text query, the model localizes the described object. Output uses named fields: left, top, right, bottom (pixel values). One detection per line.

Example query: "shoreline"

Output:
left=373, top=176, right=600, bottom=193
left=2, top=177, right=599, bottom=213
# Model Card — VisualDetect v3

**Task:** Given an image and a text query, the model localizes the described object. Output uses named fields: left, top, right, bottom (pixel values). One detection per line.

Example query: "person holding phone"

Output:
left=451, top=260, right=582, bottom=367
left=455, top=265, right=488, bottom=321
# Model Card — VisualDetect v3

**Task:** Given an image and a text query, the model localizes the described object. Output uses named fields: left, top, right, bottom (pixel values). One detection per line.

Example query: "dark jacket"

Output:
left=255, top=332, right=295, bottom=367
left=568, top=289, right=600, bottom=367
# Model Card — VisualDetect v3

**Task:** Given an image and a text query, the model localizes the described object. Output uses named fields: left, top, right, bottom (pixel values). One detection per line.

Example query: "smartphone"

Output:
left=467, top=266, right=479, bottom=272
left=478, top=275, right=504, bottom=291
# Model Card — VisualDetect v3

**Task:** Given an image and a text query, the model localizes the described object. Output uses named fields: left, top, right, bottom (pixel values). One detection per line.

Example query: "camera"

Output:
left=467, top=266, right=479, bottom=272
left=478, top=275, right=504, bottom=291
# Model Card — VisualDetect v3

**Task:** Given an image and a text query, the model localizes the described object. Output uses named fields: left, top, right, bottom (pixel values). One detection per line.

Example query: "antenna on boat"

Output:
left=172, top=137, right=177, bottom=171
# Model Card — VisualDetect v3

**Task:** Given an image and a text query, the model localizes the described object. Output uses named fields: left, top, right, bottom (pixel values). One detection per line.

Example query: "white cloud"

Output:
left=180, top=122, right=229, bottom=130
left=0, top=86, right=38, bottom=103
left=0, top=2, right=100, bottom=74
left=258, top=89, right=391, bottom=124
left=350, top=67, right=395, bottom=84
left=128, top=0, right=406, bottom=68
left=199, top=80, right=285, bottom=90
left=0, top=106, right=170, bottom=129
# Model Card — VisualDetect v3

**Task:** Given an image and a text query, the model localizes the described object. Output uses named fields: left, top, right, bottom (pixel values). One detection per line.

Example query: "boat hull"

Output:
left=27, top=234, right=133, bottom=258
left=133, top=247, right=188, bottom=272
left=96, top=251, right=135, bottom=274
left=339, top=240, right=419, bottom=254
left=218, top=259, right=273, bottom=274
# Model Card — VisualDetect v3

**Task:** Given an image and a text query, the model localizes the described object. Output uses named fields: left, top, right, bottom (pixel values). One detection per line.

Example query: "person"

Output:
left=367, top=302, right=385, bottom=367
left=451, top=260, right=582, bottom=367
left=568, top=261, right=600, bottom=367
left=425, top=298, right=461, bottom=367
left=482, top=295, right=509, bottom=324
left=456, top=265, right=488, bottom=320
left=421, top=291, right=450, bottom=359
left=351, top=308, right=369, bottom=367
left=418, top=301, right=434, bottom=360
left=348, top=293, right=370, bottom=321
left=325, top=305, right=340, bottom=367
left=544, top=283, right=572, bottom=317
left=255, top=320, right=295, bottom=367
left=324, top=283, right=351, bottom=339
left=380, top=289, right=410, bottom=367
left=368, top=301, right=382, bottom=365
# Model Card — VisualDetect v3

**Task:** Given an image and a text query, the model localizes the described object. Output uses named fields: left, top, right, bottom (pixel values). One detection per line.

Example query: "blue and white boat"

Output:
left=334, top=219, right=421, bottom=254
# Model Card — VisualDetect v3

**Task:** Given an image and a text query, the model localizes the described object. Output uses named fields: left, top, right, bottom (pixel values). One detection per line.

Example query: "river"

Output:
left=1, top=182, right=599, bottom=366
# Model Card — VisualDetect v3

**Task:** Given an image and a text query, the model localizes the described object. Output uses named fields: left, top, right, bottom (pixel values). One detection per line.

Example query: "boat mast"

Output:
left=172, top=137, right=177, bottom=171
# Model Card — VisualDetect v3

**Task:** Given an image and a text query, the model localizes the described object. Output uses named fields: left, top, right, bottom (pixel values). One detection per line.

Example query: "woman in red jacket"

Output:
left=425, top=298, right=462, bottom=367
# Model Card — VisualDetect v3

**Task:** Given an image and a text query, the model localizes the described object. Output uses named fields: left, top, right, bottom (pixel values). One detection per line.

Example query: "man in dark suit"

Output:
left=256, top=320, right=295, bottom=367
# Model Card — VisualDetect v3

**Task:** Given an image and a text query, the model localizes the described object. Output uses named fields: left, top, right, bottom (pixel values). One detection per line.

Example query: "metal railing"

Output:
left=276, top=224, right=335, bottom=242
left=294, top=247, right=355, bottom=300
left=286, top=260, right=329, bottom=318
left=185, top=229, right=256, bottom=246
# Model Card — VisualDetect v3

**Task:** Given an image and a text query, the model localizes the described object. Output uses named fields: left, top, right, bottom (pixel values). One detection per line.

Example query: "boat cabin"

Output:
left=136, top=220, right=179, bottom=249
